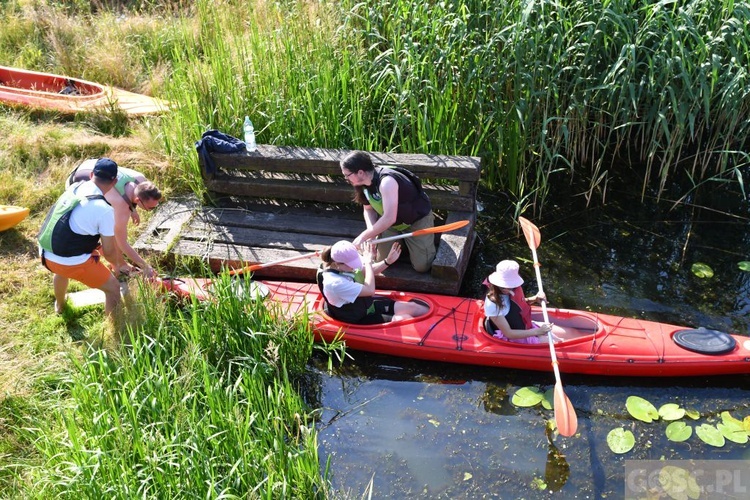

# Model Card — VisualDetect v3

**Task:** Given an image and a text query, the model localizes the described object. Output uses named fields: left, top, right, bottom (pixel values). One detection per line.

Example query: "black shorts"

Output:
left=359, top=297, right=396, bottom=324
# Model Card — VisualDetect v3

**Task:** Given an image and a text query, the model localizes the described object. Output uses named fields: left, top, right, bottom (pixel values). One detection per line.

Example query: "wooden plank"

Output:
left=189, top=208, right=365, bottom=236
left=205, top=176, right=475, bottom=212
left=168, top=240, right=460, bottom=295
left=133, top=197, right=200, bottom=253
left=205, top=145, right=481, bottom=181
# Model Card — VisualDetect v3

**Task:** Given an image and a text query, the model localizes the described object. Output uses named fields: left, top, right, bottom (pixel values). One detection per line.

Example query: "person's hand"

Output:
left=353, top=232, right=370, bottom=247
left=386, top=242, right=402, bottom=265
left=130, top=210, right=141, bottom=225
left=141, top=265, right=156, bottom=279
left=118, top=263, right=135, bottom=276
left=361, top=241, right=375, bottom=265
left=535, top=291, right=546, bottom=303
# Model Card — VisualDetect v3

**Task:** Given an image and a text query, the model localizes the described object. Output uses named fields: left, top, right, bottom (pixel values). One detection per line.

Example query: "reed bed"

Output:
left=152, top=0, right=750, bottom=210
left=16, top=276, right=329, bottom=498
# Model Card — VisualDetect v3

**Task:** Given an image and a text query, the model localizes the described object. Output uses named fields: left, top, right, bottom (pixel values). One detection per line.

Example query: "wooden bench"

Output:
left=135, top=145, right=481, bottom=295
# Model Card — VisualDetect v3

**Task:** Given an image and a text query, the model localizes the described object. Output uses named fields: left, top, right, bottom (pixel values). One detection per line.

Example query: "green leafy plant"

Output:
left=691, top=262, right=714, bottom=278
left=626, top=396, right=659, bottom=423
left=606, top=428, right=635, bottom=454
left=609, top=396, right=750, bottom=453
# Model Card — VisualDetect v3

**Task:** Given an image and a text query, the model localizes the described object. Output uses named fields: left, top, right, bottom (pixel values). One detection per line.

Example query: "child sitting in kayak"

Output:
left=317, top=240, right=429, bottom=324
left=485, top=259, right=565, bottom=344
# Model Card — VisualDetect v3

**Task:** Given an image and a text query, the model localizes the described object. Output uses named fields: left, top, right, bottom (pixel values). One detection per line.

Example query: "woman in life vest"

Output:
left=317, top=240, right=429, bottom=324
left=484, top=260, right=567, bottom=344
left=340, top=150, right=435, bottom=273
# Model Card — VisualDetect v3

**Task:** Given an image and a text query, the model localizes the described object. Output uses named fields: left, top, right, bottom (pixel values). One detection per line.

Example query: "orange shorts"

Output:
left=43, top=252, right=114, bottom=289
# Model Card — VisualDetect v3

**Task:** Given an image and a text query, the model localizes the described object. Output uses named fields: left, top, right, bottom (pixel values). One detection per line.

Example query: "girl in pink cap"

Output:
left=484, top=259, right=565, bottom=343
left=317, top=240, right=429, bottom=324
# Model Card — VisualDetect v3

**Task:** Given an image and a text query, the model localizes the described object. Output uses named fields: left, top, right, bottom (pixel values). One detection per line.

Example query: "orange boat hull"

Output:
left=158, top=277, right=750, bottom=378
left=0, top=65, right=170, bottom=116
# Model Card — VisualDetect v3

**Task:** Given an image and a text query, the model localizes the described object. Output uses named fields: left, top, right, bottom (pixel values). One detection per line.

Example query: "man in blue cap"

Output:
left=67, top=158, right=161, bottom=277
left=38, top=158, right=122, bottom=320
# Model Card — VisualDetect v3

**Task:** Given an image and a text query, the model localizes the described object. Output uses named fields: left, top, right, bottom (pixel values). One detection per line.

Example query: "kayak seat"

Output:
left=673, top=328, right=736, bottom=355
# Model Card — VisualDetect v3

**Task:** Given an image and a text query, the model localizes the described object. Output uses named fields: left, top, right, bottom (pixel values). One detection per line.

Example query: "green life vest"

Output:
left=38, top=184, right=108, bottom=256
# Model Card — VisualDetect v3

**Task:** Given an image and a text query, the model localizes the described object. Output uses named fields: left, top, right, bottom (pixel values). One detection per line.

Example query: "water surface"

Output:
left=312, top=177, right=750, bottom=498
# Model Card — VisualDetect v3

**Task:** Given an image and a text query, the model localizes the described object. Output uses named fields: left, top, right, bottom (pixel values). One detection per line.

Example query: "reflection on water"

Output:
left=309, top=178, right=750, bottom=498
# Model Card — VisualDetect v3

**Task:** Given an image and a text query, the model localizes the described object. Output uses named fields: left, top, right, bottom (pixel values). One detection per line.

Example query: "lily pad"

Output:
left=691, top=262, right=714, bottom=278
left=626, top=396, right=659, bottom=423
left=695, top=424, right=726, bottom=447
left=665, top=421, right=692, bottom=442
left=542, top=388, right=553, bottom=410
left=607, top=428, right=635, bottom=454
left=511, top=386, right=544, bottom=407
left=744, top=416, right=750, bottom=434
left=658, top=403, right=685, bottom=421
left=738, top=261, right=750, bottom=272
left=717, top=422, right=748, bottom=444
left=685, top=409, right=701, bottom=420
left=658, top=465, right=701, bottom=500
left=720, top=411, right=743, bottom=426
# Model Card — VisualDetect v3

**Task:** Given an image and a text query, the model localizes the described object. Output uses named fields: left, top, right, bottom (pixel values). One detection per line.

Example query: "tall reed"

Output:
left=154, top=0, right=750, bottom=210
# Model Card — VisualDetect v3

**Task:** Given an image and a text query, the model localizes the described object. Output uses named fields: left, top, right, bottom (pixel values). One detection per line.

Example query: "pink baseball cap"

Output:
left=330, top=241, right=362, bottom=270
left=488, top=260, right=524, bottom=288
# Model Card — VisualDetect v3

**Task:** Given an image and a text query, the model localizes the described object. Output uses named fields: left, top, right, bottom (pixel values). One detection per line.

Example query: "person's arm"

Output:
left=526, top=291, right=546, bottom=304
left=125, top=182, right=141, bottom=225
left=109, top=195, right=154, bottom=277
left=99, top=234, right=119, bottom=267
left=354, top=206, right=380, bottom=245
left=353, top=177, right=399, bottom=244
left=372, top=242, right=401, bottom=274
left=357, top=243, right=376, bottom=296
left=490, top=314, right=551, bottom=340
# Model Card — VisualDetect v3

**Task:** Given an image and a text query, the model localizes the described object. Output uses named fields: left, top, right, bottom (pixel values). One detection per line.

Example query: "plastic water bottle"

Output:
left=243, top=116, right=256, bottom=152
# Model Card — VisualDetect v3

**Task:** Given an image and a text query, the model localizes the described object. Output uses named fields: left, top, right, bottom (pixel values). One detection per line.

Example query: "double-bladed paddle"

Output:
left=229, top=220, right=469, bottom=275
left=370, top=219, right=469, bottom=244
left=518, top=216, right=578, bottom=437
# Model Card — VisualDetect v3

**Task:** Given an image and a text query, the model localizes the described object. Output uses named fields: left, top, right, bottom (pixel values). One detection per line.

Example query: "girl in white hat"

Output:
left=484, top=260, right=564, bottom=343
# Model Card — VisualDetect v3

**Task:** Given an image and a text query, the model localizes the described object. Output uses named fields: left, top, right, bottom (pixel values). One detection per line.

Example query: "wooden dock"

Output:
left=134, top=145, right=481, bottom=295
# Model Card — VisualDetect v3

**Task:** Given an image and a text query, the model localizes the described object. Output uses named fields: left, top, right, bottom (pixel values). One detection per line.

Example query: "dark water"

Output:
left=310, top=176, right=750, bottom=498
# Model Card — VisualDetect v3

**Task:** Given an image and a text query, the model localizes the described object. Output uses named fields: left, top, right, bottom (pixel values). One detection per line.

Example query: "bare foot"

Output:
left=55, top=299, right=66, bottom=314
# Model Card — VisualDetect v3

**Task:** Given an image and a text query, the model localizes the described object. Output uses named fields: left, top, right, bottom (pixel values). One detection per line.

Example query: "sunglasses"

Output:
left=137, top=199, right=159, bottom=211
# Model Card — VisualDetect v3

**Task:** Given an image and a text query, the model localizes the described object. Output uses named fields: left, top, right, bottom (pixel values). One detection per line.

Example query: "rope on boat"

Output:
left=418, top=297, right=472, bottom=349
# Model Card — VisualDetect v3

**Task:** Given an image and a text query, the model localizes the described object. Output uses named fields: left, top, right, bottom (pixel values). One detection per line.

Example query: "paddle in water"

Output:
left=518, top=216, right=578, bottom=437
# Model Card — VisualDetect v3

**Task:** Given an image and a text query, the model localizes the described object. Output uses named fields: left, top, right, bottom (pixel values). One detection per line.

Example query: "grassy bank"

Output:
left=2, top=0, right=750, bottom=497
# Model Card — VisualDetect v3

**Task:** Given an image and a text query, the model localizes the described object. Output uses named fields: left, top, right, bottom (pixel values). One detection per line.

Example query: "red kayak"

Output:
left=159, top=277, right=750, bottom=377
left=0, top=65, right=170, bottom=116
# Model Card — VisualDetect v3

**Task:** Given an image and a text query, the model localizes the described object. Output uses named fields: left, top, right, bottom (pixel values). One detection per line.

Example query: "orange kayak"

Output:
left=0, top=205, right=29, bottom=231
left=0, top=65, right=171, bottom=116
left=159, top=276, right=750, bottom=377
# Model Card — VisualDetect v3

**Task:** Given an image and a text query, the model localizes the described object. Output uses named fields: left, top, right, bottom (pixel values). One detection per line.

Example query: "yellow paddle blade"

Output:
left=518, top=216, right=541, bottom=250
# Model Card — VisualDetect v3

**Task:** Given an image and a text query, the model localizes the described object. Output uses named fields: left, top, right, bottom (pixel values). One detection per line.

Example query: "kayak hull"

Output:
left=0, top=205, right=29, bottom=231
left=159, top=277, right=750, bottom=377
left=0, top=65, right=170, bottom=116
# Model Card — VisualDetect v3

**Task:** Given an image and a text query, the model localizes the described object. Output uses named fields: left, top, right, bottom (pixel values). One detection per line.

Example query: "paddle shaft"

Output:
left=519, top=216, right=577, bottom=437
left=528, top=245, right=563, bottom=381
left=228, top=251, right=320, bottom=276
left=370, top=219, right=469, bottom=244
